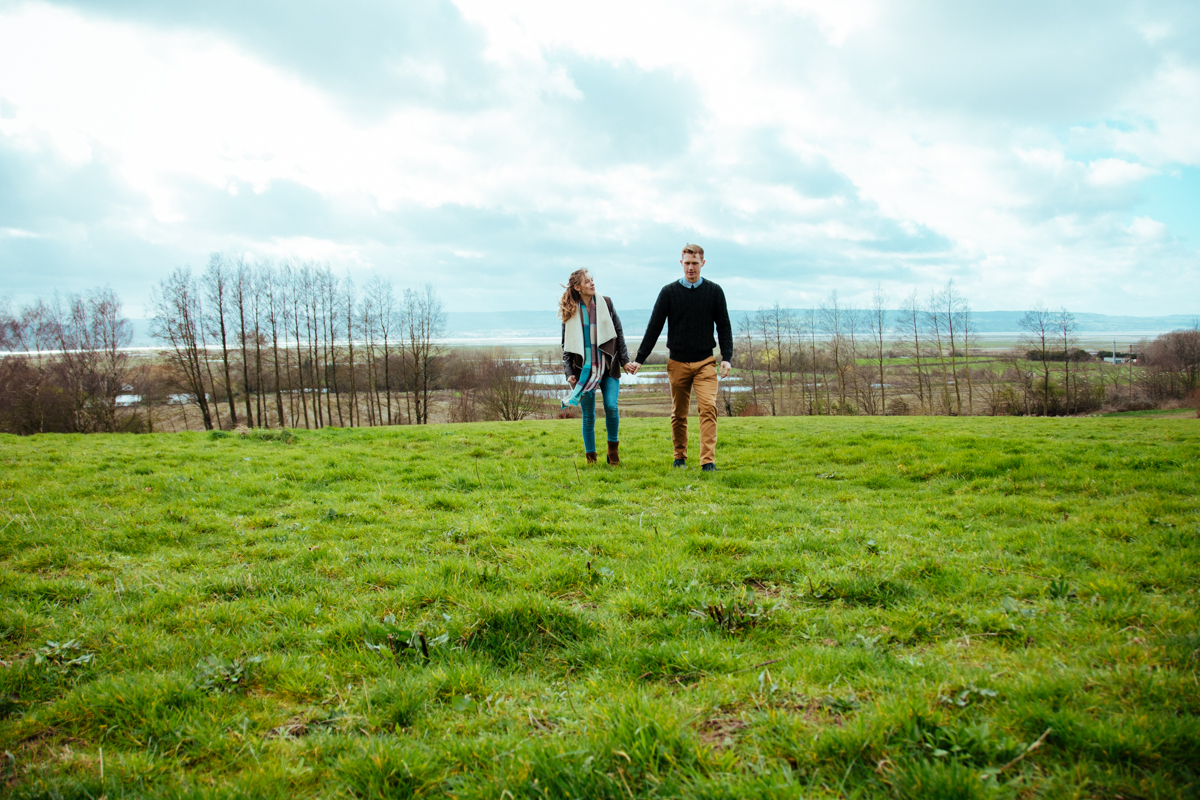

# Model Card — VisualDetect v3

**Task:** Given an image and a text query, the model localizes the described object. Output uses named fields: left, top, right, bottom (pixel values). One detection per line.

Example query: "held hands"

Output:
left=622, top=361, right=723, bottom=376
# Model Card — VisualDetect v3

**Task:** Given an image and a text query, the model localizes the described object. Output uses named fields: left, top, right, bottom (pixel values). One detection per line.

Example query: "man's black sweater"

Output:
left=635, top=280, right=734, bottom=364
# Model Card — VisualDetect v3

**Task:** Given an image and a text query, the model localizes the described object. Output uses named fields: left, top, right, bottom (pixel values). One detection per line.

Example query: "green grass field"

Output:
left=1, top=417, right=1197, bottom=799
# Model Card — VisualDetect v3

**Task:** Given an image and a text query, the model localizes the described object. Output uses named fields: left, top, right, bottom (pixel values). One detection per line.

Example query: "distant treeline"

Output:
left=2, top=263, right=1198, bottom=433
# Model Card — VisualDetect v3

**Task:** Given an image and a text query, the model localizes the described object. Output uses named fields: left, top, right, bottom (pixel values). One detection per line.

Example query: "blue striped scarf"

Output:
left=561, top=303, right=608, bottom=408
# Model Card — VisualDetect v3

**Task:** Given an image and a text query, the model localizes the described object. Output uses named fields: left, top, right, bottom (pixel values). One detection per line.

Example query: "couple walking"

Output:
left=559, top=244, right=734, bottom=470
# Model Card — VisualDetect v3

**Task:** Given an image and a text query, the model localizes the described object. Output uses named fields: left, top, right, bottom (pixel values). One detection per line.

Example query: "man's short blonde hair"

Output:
left=682, top=243, right=704, bottom=259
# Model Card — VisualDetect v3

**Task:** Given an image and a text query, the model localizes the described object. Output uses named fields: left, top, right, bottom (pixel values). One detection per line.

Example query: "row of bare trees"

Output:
left=2, top=257, right=551, bottom=434
left=729, top=283, right=1198, bottom=417
left=149, top=254, right=447, bottom=431
left=732, top=282, right=979, bottom=416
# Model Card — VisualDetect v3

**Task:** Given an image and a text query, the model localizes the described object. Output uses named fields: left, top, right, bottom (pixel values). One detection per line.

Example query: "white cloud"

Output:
left=1087, top=158, right=1157, bottom=186
left=0, top=0, right=1197, bottom=316
left=1128, top=216, right=1168, bottom=240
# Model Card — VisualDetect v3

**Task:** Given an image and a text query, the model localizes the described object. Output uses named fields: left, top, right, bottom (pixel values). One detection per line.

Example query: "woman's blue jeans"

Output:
left=581, top=375, right=620, bottom=453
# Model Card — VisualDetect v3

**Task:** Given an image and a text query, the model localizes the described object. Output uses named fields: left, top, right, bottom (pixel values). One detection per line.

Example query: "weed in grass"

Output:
left=1047, top=577, right=1075, bottom=600
left=33, top=639, right=94, bottom=672
left=807, top=575, right=913, bottom=607
left=890, top=712, right=1025, bottom=768
left=585, top=560, right=613, bottom=586
left=193, top=654, right=262, bottom=694
left=937, top=683, right=999, bottom=708
left=691, top=589, right=774, bottom=634
left=363, top=613, right=449, bottom=664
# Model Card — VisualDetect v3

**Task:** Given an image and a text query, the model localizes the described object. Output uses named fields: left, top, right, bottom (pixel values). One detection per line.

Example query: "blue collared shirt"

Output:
left=678, top=277, right=704, bottom=289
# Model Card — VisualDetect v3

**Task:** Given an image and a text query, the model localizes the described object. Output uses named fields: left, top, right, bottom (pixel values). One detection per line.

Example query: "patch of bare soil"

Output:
left=745, top=579, right=782, bottom=599
left=526, top=709, right=557, bottom=735
left=265, top=715, right=311, bottom=740
left=698, top=715, right=749, bottom=746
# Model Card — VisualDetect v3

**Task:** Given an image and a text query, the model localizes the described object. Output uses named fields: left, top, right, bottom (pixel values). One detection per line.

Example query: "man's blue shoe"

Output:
left=701, top=463, right=717, bottom=472
left=673, top=458, right=687, bottom=468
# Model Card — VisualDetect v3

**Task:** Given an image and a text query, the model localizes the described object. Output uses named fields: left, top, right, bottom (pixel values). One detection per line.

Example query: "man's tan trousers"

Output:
left=667, top=356, right=718, bottom=465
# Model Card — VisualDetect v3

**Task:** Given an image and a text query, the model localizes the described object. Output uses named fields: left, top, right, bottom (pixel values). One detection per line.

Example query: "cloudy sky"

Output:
left=1, top=0, right=1197, bottom=316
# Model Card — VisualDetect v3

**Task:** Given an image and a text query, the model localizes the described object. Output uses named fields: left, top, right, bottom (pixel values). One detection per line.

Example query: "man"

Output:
left=628, top=244, right=733, bottom=471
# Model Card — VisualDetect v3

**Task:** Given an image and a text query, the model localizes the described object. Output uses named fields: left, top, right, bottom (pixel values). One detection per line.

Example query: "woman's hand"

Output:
left=567, top=375, right=577, bottom=387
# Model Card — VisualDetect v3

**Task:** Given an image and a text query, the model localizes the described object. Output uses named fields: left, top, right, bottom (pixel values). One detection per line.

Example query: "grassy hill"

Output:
left=1, top=417, right=1197, bottom=798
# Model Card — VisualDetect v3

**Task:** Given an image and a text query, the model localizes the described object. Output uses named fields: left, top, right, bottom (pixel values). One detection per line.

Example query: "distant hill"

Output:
left=442, top=309, right=1198, bottom=340
left=945, top=311, right=1198, bottom=334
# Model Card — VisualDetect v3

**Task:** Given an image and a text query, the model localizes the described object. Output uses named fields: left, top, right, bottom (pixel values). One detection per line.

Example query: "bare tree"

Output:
left=896, top=291, right=928, bottom=414
left=445, top=348, right=479, bottom=422
left=303, top=263, right=324, bottom=427
left=773, top=305, right=799, bottom=414
left=343, top=272, right=358, bottom=427
left=321, top=267, right=344, bottom=426
left=801, top=307, right=824, bottom=414
left=1091, top=344, right=1110, bottom=406
left=233, top=257, right=255, bottom=427
left=960, top=298, right=975, bottom=414
left=868, top=285, right=889, bottom=415
left=940, top=282, right=965, bottom=414
left=360, top=283, right=381, bottom=425
left=756, top=303, right=794, bottom=415
left=1019, top=304, right=1056, bottom=416
left=249, top=262, right=266, bottom=426
left=979, top=353, right=1014, bottom=416
left=150, top=267, right=215, bottom=430
left=287, top=262, right=311, bottom=429
left=846, top=303, right=868, bottom=414
left=922, top=290, right=952, bottom=414
left=1056, top=308, right=1078, bottom=414
left=3, top=298, right=57, bottom=433
left=376, top=276, right=397, bottom=425
left=402, top=284, right=446, bottom=424
left=202, top=253, right=238, bottom=427
left=52, top=287, right=132, bottom=432
left=737, top=312, right=762, bottom=413
left=262, top=261, right=288, bottom=427
left=478, top=350, right=539, bottom=421
left=819, top=291, right=848, bottom=412
left=785, top=312, right=811, bottom=415
left=0, top=297, right=13, bottom=351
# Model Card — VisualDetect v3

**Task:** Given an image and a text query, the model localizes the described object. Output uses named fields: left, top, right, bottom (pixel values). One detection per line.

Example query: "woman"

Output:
left=560, top=269, right=631, bottom=464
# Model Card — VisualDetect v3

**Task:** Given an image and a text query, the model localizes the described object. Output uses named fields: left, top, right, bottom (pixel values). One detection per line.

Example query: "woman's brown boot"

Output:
left=586, top=452, right=597, bottom=464
left=606, top=441, right=619, bottom=466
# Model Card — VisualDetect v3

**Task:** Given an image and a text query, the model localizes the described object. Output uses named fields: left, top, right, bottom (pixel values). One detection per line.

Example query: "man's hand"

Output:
left=626, top=361, right=640, bottom=375
left=720, top=361, right=732, bottom=379
left=567, top=375, right=577, bottom=387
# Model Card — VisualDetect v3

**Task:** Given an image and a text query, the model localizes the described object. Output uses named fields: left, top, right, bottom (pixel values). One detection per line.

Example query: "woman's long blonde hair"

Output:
left=558, top=269, right=591, bottom=323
